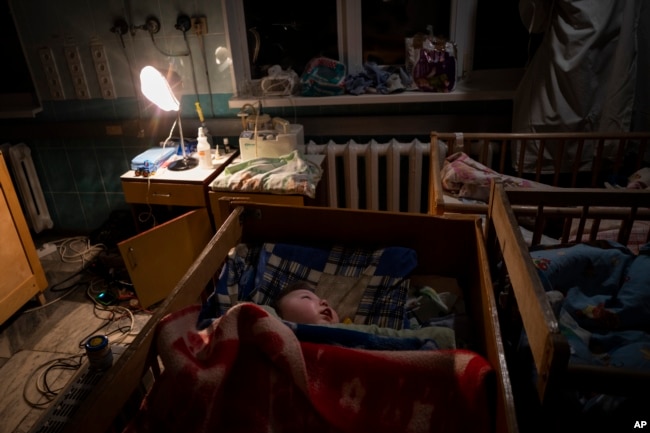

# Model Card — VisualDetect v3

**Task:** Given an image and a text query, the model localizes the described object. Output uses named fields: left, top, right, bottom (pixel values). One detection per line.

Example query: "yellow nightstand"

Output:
left=117, top=151, right=239, bottom=309
left=121, top=151, right=238, bottom=229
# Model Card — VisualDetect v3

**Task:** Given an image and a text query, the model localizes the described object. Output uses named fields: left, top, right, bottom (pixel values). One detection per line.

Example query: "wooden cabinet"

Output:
left=120, top=151, right=238, bottom=232
left=117, top=153, right=238, bottom=309
left=117, top=208, right=213, bottom=310
left=0, top=152, right=47, bottom=325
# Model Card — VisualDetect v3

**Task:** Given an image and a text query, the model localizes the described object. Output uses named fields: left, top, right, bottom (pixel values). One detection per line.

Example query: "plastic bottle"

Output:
left=196, top=127, right=212, bottom=169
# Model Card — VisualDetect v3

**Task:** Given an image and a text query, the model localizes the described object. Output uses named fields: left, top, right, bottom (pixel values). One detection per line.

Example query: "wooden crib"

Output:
left=429, top=131, right=650, bottom=215
left=485, top=180, right=650, bottom=430
left=58, top=202, right=519, bottom=433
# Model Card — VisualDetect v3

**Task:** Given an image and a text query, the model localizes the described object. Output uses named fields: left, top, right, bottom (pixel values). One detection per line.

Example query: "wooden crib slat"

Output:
left=561, top=217, right=572, bottom=244
left=534, top=139, right=544, bottom=182
left=498, top=139, right=508, bottom=174
left=518, top=139, right=527, bottom=179
left=592, top=139, right=606, bottom=187
left=487, top=181, right=569, bottom=402
left=570, top=138, right=585, bottom=187
left=637, top=139, right=648, bottom=172
left=618, top=206, right=637, bottom=246
left=488, top=182, right=650, bottom=408
left=429, top=131, right=650, bottom=216
left=612, top=138, right=626, bottom=176
left=552, top=139, right=566, bottom=186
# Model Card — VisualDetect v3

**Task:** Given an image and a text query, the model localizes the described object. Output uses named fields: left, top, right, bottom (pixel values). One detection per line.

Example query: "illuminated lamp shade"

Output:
left=139, top=66, right=197, bottom=170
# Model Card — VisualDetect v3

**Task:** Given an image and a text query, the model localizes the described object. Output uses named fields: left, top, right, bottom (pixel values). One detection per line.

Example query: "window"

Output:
left=223, top=0, right=529, bottom=107
left=0, top=0, right=41, bottom=117
left=242, top=0, right=339, bottom=80
left=361, top=0, right=450, bottom=66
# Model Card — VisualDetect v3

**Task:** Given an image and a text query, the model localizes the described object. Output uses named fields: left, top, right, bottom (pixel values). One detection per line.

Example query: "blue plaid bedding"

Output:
left=197, top=242, right=418, bottom=330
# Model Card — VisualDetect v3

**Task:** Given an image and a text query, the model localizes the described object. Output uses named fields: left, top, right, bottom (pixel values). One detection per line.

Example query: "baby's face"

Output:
left=277, top=289, right=340, bottom=325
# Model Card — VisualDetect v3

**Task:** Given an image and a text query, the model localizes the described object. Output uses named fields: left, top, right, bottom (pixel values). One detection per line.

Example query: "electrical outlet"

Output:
left=90, top=42, right=116, bottom=99
left=38, top=47, right=65, bottom=100
left=191, top=16, right=207, bottom=35
left=64, top=45, right=91, bottom=100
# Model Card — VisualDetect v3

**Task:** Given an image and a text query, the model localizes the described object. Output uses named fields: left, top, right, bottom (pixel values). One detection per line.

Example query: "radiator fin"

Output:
left=304, top=139, right=430, bottom=213
left=6, top=143, right=53, bottom=233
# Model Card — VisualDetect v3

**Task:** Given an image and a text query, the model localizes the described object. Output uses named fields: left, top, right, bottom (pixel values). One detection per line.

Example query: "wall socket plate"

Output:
left=90, top=42, right=116, bottom=99
left=64, top=45, right=91, bottom=99
left=38, top=47, right=65, bottom=100
left=191, top=16, right=207, bottom=35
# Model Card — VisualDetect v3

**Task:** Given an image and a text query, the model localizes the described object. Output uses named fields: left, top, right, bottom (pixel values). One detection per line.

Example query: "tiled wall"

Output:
left=2, top=0, right=513, bottom=234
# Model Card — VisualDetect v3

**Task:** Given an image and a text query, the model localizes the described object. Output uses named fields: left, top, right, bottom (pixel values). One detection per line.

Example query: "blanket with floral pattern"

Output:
left=123, top=303, right=494, bottom=433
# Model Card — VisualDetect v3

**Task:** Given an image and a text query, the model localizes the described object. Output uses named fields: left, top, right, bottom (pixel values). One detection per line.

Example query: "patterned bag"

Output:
left=407, top=34, right=457, bottom=93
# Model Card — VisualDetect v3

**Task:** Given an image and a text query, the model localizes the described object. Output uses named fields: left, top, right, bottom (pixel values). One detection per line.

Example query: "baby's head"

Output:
left=274, top=281, right=340, bottom=325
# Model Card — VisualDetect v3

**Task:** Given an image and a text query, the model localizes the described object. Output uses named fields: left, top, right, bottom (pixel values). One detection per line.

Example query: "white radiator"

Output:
left=304, top=139, right=430, bottom=213
left=5, top=142, right=53, bottom=233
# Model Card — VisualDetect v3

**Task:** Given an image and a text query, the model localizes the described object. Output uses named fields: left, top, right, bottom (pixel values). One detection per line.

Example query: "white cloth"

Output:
left=512, top=0, right=650, bottom=171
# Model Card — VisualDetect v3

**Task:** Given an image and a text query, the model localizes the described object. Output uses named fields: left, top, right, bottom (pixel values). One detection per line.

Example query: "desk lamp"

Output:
left=140, top=66, right=197, bottom=171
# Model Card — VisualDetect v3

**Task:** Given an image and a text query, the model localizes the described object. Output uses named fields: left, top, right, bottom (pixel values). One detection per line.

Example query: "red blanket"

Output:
left=124, top=303, right=494, bottom=433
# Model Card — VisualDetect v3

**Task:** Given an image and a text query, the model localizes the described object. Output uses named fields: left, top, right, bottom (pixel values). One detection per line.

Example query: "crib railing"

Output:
left=303, top=139, right=430, bottom=213
left=430, top=131, right=650, bottom=215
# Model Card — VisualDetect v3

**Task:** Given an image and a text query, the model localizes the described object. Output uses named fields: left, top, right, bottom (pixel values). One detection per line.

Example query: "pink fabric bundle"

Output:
left=124, top=303, right=495, bottom=433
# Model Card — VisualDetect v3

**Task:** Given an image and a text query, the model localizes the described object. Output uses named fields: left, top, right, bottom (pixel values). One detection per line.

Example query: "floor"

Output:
left=0, top=235, right=151, bottom=433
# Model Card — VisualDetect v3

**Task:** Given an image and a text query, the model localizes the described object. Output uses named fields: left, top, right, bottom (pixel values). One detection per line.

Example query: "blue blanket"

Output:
left=530, top=241, right=650, bottom=370
left=284, top=321, right=442, bottom=351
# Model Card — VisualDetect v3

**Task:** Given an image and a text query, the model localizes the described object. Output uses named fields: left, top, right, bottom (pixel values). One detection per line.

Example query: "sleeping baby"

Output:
left=273, top=281, right=340, bottom=325
left=270, top=280, right=457, bottom=350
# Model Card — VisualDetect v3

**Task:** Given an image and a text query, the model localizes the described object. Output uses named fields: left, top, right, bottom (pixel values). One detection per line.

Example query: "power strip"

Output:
left=37, top=243, right=58, bottom=258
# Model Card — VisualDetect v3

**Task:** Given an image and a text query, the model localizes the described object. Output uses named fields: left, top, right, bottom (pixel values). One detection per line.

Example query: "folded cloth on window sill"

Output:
left=211, top=150, right=322, bottom=198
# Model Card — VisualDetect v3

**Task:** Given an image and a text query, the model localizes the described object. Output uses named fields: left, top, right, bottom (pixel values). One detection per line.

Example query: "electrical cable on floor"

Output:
left=22, top=354, right=85, bottom=409
left=21, top=239, right=146, bottom=409
left=23, top=234, right=106, bottom=313
left=55, top=236, right=106, bottom=267
left=84, top=285, right=139, bottom=341
left=23, top=295, right=139, bottom=408
left=22, top=282, right=89, bottom=313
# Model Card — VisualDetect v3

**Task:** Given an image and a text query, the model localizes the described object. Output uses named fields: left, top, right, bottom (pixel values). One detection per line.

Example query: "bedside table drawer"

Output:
left=122, top=181, right=206, bottom=207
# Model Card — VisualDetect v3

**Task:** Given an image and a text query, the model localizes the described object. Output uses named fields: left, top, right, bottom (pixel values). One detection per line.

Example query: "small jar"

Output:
left=84, top=335, right=113, bottom=370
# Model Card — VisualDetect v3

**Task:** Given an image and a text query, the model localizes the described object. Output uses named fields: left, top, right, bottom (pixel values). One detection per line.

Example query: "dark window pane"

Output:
left=243, top=0, right=339, bottom=79
left=473, top=0, right=541, bottom=69
left=361, top=0, right=451, bottom=66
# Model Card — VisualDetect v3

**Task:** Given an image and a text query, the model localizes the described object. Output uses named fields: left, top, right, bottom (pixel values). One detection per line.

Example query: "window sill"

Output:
left=228, top=68, right=524, bottom=109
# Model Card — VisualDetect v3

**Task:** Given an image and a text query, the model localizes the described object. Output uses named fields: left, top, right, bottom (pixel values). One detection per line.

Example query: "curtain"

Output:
left=512, top=0, right=650, bottom=170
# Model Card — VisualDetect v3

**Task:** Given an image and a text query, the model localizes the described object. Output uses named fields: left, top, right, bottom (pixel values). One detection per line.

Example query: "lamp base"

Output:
left=167, top=156, right=199, bottom=171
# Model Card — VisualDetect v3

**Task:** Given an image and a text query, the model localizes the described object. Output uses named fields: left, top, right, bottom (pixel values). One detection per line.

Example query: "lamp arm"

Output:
left=177, top=111, right=186, bottom=158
